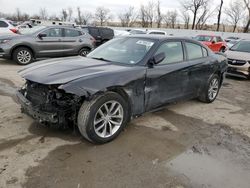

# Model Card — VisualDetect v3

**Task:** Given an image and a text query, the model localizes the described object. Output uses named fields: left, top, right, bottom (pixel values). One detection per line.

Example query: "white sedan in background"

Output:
left=147, top=30, right=167, bottom=35
left=0, top=19, right=19, bottom=35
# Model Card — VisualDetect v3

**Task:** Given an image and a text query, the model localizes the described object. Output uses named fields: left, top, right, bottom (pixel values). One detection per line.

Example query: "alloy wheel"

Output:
left=17, top=50, right=31, bottom=64
left=208, top=78, right=219, bottom=101
left=93, top=100, right=124, bottom=138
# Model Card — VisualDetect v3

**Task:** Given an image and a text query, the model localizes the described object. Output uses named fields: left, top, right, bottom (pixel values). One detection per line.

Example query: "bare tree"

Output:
left=155, top=0, right=162, bottom=28
left=139, top=5, right=149, bottom=27
left=243, top=0, right=250, bottom=32
left=216, top=0, right=224, bottom=31
left=163, top=10, right=178, bottom=28
left=225, top=1, right=244, bottom=32
left=39, top=8, right=48, bottom=20
left=181, top=0, right=210, bottom=30
left=146, top=1, right=155, bottom=27
left=95, top=7, right=111, bottom=26
left=82, top=12, right=93, bottom=25
left=196, top=5, right=215, bottom=30
left=118, top=6, right=137, bottom=27
left=61, top=9, right=68, bottom=22
left=16, top=8, right=21, bottom=21
left=181, top=11, right=190, bottom=29
left=67, top=7, right=73, bottom=22
left=77, top=7, right=82, bottom=24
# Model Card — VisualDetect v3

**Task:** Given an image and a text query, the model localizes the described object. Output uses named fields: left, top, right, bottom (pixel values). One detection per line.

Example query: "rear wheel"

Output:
left=13, top=47, right=33, bottom=65
left=77, top=92, right=129, bottom=144
left=79, top=48, right=91, bottom=56
left=198, top=74, right=220, bottom=103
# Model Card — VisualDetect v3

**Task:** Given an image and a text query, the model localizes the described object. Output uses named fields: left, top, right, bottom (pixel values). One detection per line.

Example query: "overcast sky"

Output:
left=0, top=0, right=183, bottom=16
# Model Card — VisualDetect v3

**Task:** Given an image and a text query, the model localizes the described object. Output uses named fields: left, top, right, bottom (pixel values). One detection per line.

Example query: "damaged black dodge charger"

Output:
left=17, top=35, right=227, bottom=144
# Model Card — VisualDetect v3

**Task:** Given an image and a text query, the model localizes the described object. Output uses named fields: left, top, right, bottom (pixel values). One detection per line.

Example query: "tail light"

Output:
left=9, top=28, right=18, bottom=34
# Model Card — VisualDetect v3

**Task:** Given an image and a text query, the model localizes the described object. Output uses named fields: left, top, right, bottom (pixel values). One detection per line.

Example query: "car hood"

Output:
left=225, top=50, right=250, bottom=60
left=19, top=56, right=136, bottom=85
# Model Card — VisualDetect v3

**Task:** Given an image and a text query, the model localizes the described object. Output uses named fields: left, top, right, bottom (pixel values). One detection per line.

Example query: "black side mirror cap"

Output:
left=38, top=33, right=47, bottom=38
left=212, top=41, right=216, bottom=44
left=148, top=52, right=166, bottom=67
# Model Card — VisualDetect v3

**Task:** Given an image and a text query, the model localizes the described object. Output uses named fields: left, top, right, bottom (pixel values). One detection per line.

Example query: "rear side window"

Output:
left=186, top=42, right=203, bottom=60
left=89, top=28, right=99, bottom=37
left=100, top=28, right=113, bottom=35
left=41, top=28, right=63, bottom=37
left=64, top=29, right=81, bottom=37
left=155, top=41, right=184, bottom=65
left=0, top=21, right=8, bottom=28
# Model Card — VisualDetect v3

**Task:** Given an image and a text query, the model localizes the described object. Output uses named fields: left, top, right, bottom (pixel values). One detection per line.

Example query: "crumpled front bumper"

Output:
left=16, top=90, right=58, bottom=124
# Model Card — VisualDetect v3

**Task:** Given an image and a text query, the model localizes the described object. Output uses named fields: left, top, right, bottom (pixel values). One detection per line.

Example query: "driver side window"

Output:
left=41, top=28, right=63, bottom=37
left=155, top=41, right=184, bottom=65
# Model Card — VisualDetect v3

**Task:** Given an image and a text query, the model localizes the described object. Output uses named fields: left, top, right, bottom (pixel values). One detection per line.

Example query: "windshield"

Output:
left=195, top=35, right=212, bottom=42
left=19, top=26, right=46, bottom=35
left=87, top=37, right=155, bottom=64
left=230, top=41, right=250, bottom=53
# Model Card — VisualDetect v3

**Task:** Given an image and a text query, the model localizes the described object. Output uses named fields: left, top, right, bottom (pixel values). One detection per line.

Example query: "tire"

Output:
left=13, top=47, right=33, bottom=65
left=77, top=92, right=129, bottom=144
left=79, top=48, right=91, bottom=57
left=198, top=74, right=220, bottom=103
left=219, top=47, right=226, bottom=53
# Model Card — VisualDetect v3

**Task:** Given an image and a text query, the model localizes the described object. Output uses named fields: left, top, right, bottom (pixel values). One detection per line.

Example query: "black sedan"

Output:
left=17, top=35, right=228, bottom=144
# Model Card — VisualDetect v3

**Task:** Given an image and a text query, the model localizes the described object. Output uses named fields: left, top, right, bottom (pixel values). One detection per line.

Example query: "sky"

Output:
left=0, top=0, right=185, bottom=16
left=0, top=0, right=232, bottom=23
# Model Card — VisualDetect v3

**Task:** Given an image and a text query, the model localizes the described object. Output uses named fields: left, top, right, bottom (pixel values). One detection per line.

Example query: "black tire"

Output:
left=77, top=92, right=129, bottom=144
left=79, top=48, right=91, bottom=57
left=13, top=47, right=33, bottom=65
left=219, top=47, right=226, bottom=53
left=198, top=74, right=220, bottom=103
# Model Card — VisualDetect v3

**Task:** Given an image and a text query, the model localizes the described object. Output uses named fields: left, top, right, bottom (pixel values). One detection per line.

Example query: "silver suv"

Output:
left=0, top=26, right=95, bottom=65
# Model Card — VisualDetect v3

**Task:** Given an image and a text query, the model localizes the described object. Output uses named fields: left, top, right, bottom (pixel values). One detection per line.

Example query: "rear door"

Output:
left=145, top=40, right=190, bottom=111
left=35, top=27, right=63, bottom=56
left=184, top=41, right=213, bottom=95
left=60, top=28, right=83, bottom=55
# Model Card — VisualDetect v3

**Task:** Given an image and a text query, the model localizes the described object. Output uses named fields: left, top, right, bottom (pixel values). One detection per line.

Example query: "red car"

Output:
left=195, top=35, right=227, bottom=52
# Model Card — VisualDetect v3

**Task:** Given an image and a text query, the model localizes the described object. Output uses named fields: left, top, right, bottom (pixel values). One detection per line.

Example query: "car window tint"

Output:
left=100, top=29, right=112, bottom=35
left=149, top=32, right=165, bottom=35
left=155, top=42, right=184, bottom=64
left=186, top=42, right=203, bottom=60
left=64, top=29, right=81, bottom=37
left=0, top=21, right=8, bottom=27
left=42, top=28, right=63, bottom=37
left=202, top=47, right=208, bottom=57
left=89, top=28, right=99, bottom=37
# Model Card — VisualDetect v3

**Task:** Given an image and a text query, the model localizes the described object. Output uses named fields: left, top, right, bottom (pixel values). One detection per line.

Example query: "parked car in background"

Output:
left=225, top=40, right=250, bottom=79
left=17, top=35, right=227, bottom=144
left=147, top=30, right=167, bottom=35
left=0, top=26, right=95, bottom=65
left=195, top=35, right=227, bottom=52
left=114, top=30, right=130, bottom=37
left=225, top=36, right=240, bottom=42
left=0, top=19, right=19, bottom=35
left=80, top=26, right=114, bottom=46
left=129, top=29, right=147, bottom=35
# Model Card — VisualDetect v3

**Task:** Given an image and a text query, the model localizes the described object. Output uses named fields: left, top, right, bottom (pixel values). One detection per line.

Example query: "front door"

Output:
left=145, top=41, right=190, bottom=111
left=35, top=28, right=63, bottom=57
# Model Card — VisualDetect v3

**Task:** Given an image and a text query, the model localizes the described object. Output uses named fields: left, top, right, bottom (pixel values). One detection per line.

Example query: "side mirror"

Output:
left=148, top=52, right=166, bottom=67
left=38, top=33, right=47, bottom=39
left=212, top=40, right=216, bottom=44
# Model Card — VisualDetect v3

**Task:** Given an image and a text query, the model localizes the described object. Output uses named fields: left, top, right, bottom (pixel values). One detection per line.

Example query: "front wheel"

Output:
left=77, top=92, right=129, bottom=144
left=13, top=47, right=33, bottom=65
left=79, top=48, right=91, bottom=57
left=198, top=75, right=220, bottom=103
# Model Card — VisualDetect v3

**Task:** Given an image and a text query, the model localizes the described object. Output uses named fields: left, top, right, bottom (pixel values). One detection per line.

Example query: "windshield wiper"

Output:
left=90, top=57, right=112, bottom=62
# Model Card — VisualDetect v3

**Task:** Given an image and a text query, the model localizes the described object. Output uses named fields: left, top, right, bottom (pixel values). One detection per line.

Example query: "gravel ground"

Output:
left=0, top=58, right=250, bottom=188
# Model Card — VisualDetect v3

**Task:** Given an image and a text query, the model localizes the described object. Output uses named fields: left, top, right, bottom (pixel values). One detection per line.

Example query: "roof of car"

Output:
left=126, top=34, right=193, bottom=41
left=197, top=34, right=221, bottom=37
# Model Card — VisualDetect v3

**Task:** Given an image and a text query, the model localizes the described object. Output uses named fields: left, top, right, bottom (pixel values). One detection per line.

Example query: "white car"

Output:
left=147, top=30, right=167, bottom=35
left=0, top=19, right=19, bottom=35
left=114, top=30, right=130, bottom=37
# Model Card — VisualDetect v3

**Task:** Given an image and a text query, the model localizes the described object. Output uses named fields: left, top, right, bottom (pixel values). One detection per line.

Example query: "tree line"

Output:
left=1, top=0, right=250, bottom=33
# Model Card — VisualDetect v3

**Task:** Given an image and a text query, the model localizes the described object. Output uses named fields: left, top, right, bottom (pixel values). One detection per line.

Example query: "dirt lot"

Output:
left=0, top=58, right=250, bottom=188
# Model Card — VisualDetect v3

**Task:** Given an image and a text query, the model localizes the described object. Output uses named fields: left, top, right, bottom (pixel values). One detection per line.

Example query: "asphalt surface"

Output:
left=0, top=58, right=250, bottom=188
